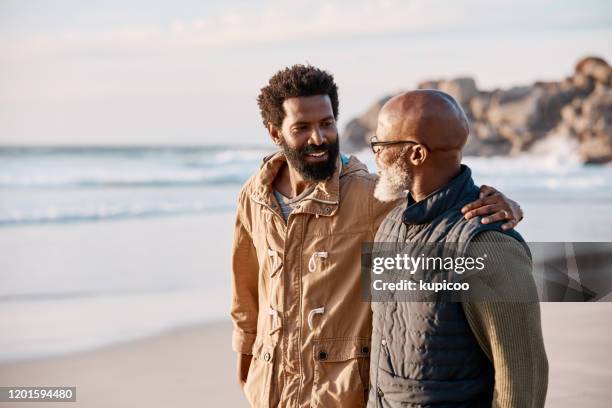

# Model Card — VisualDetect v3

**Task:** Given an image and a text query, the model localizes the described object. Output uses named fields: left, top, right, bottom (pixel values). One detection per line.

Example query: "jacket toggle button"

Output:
left=308, top=252, right=328, bottom=273
left=307, top=306, right=325, bottom=329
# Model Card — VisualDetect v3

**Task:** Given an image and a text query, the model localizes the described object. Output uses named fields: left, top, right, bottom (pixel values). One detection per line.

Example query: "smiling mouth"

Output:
left=306, top=151, right=328, bottom=158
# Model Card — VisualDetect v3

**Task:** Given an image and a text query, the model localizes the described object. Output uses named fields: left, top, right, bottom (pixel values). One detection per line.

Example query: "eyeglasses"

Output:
left=369, top=135, right=420, bottom=154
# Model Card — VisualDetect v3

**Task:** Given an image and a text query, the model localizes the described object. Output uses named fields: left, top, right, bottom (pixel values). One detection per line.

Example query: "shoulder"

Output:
left=235, top=173, right=261, bottom=232
left=338, top=156, right=379, bottom=199
left=237, top=174, right=257, bottom=206
left=382, top=202, right=406, bottom=223
left=464, top=230, right=538, bottom=303
left=468, top=230, right=532, bottom=274
left=341, top=166, right=378, bottom=188
left=472, top=230, right=519, bottom=242
left=471, top=230, right=528, bottom=253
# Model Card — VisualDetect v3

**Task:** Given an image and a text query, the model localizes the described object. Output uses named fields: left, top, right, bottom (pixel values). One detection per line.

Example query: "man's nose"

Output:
left=309, top=126, right=326, bottom=145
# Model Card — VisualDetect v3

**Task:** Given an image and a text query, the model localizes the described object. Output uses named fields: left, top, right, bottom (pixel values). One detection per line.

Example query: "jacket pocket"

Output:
left=243, top=341, right=276, bottom=408
left=374, top=367, right=418, bottom=408
left=310, top=337, right=370, bottom=408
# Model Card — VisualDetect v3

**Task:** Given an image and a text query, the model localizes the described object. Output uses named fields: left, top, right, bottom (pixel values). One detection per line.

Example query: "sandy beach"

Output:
left=1, top=304, right=611, bottom=407
left=0, top=321, right=245, bottom=408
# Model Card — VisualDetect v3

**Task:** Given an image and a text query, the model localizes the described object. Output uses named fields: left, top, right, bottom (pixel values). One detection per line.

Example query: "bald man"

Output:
left=367, top=90, right=548, bottom=408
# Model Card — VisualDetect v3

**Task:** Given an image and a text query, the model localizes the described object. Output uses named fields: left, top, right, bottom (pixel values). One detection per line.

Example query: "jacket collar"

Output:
left=251, top=151, right=358, bottom=217
left=402, top=164, right=476, bottom=225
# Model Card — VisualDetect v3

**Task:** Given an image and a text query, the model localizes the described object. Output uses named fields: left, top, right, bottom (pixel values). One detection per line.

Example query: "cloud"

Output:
left=4, top=0, right=609, bottom=60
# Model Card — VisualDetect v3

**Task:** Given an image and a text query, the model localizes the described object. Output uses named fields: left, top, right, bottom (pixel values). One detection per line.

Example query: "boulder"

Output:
left=580, top=133, right=612, bottom=164
left=575, top=56, right=612, bottom=86
left=571, top=85, right=612, bottom=147
left=341, top=56, right=612, bottom=162
left=571, top=73, right=596, bottom=96
left=342, top=118, right=371, bottom=152
left=418, top=77, right=478, bottom=110
left=581, top=85, right=612, bottom=135
left=470, top=91, right=493, bottom=121
left=341, top=96, right=390, bottom=151
left=486, top=84, right=573, bottom=136
left=464, top=131, right=512, bottom=157
left=486, top=86, right=539, bottom=130
left=437, top=77, right=478, bottom=106
left=417, top=80, right=440, bottom=90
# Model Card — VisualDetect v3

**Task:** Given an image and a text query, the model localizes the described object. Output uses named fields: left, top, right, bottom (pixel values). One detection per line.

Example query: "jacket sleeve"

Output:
left=463, top=231, right=549, bottom=408
left=230, top=194, right=259, bottom=355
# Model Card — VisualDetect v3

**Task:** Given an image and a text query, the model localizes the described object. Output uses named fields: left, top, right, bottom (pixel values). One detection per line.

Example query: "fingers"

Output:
left=463, top=204, right=502, bottom=220
left=513, top=204, right=524, bottom=223
left=481, top=209, right=514, bottom=225
left=501, top=219, right=517, bottom=230
left=478, top=184, right=498, bottom=199
left=461, top=194, right=504, bottom=215
left=463, top=204, right=519, bottom=230
left=462, top=189, right=524, bottom=230
left=501, top=197, right=523, bottom=225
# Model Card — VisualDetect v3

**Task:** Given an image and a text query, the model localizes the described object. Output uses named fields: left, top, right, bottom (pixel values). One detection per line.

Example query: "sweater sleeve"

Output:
left=462, top=231, right=549, bottom=408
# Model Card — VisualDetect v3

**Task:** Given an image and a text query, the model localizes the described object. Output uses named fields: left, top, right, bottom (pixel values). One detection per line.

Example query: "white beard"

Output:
left=374, top=161, right=410, bottom=202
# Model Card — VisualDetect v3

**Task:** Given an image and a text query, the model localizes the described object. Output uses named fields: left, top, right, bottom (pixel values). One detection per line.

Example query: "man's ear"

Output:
left=267, top=123, right=282, bottom=146
left=409, top=145, right=427, bottom=166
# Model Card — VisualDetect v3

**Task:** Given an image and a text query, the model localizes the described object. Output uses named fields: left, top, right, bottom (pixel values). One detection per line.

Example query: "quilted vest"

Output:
left=368, top=165, right=525, bottom=408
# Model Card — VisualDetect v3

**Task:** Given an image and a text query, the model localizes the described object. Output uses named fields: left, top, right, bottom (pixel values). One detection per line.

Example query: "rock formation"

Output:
left=341, top=56, right=612, bottom=163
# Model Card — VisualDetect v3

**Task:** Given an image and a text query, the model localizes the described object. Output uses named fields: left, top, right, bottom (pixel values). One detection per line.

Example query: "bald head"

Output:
left=373, top=90, right=470, bottom=202
left=377, top=90, right=469, bottom=151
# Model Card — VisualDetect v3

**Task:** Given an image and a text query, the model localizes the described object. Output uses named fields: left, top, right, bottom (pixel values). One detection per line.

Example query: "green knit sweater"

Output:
left=463, top=231, right=549, bottom=408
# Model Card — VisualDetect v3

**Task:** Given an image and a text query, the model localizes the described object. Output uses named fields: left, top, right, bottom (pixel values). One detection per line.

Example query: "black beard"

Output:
left=280, top=137, right=340, bottom=182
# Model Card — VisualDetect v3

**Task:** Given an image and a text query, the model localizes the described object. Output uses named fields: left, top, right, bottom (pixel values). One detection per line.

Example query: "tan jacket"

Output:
left=231, top=151, right=397, bottom=407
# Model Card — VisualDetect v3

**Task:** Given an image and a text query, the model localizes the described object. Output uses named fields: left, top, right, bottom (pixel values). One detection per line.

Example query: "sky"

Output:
left=1, top=0, right=611, bottom=146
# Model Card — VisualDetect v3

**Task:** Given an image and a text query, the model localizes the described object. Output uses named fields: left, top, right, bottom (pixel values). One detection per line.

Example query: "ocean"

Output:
left=0, top=146, right=273, bottom=226
left=1, top=144, right=611, bottom=363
